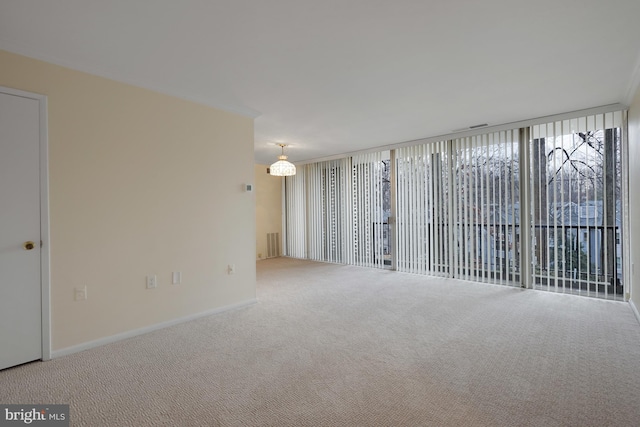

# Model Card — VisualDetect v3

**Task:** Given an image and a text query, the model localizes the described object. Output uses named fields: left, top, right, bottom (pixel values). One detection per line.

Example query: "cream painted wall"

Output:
left=255, top=164, right=283, bottom=260
left=0, top=50, right=256, bottom=351
left=628, top=86, right=640, bottom=312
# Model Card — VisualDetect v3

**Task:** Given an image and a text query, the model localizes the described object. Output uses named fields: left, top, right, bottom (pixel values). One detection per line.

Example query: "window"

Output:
left=283, top=110, right=626, bottom=299
left=530, top=112, right=624, bottom=298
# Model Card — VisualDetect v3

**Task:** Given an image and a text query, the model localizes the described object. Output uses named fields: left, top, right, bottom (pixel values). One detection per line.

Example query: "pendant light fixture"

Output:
left=269, top=144, right=296, bottom=176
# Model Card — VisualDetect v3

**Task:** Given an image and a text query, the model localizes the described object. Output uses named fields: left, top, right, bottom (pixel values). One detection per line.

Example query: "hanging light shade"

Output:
left=270, top=144, right=296, bottom=176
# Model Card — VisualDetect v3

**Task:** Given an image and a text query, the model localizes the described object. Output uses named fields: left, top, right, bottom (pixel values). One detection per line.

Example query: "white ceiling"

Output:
left=2, top=0, right=640, bottom=165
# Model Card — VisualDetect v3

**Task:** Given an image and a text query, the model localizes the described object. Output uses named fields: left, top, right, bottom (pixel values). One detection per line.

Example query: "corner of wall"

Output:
left=627, top=83, right=640, bottom=311
left=255, top=164, right=283, bottom=261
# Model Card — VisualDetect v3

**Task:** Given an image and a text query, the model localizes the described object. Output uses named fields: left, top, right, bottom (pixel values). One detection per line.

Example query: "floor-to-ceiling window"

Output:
left=306, top=159, right=351, bottom=263
left=395, top=142, right=450, bottom=275
left=529, top=112, right=625, bottom=299
left=283, top=109, right=627, bottom=300
left=286, top=154, right=389, bottom=269
left=352, top=152, right=390, bottom=268
left=451, top=130, right=521, bottom=285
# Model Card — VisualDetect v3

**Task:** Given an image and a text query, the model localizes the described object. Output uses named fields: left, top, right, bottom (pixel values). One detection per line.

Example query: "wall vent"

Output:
left=267, top=232, right=280, bottom=258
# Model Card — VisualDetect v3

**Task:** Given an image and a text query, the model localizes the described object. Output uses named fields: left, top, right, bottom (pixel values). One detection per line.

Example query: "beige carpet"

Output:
left=2, top=257, right=640, bottom=426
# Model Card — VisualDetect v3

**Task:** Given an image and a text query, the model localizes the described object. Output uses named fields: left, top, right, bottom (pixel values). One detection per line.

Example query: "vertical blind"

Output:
left=306, top=159, right=352, bottom=263
left=395, top=142, right=449, bottom=275
left=283, top=110, right=626, bottom=299
left=530, top=111, right=624, bottom=298
left=451, top=131, right=520, bottom=285
left=283, top=170, right=306, bottom=259
left=285, top=154, right=388, bottom=268
left=351, top=152, right=388, bottom=268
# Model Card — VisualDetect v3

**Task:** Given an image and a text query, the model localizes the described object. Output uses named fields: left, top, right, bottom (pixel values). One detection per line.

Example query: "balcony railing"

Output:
left=374, top=221, right=623, bottom=297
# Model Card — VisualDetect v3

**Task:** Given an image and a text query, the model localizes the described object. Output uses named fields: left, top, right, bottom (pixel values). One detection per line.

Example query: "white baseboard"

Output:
left=630, top=299, right=640, bottom=326
left=51, top=298, right=258, bottom=359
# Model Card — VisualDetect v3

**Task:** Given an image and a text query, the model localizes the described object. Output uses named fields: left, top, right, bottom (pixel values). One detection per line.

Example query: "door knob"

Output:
left=23, top=241, right=35, bottom=250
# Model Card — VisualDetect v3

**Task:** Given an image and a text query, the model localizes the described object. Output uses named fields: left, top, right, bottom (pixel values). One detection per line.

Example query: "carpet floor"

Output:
left=2, top=257, right=640, bottom=426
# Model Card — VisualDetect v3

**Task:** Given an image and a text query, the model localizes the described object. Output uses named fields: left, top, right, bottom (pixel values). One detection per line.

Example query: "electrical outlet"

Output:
left=74, top=286, right=87, bottom=301
left=146, top=275, right=157, bottom=289
left=172, top=271, right=182, bottom=285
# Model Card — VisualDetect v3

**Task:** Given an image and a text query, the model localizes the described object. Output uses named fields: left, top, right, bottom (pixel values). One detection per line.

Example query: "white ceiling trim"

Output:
left=0, top=41, right=261, bottom=119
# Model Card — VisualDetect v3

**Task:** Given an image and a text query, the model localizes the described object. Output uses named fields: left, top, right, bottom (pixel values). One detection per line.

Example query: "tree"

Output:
left=546, top=129, right=620, bottom=289
left=532, top=138, right=548, bottom=272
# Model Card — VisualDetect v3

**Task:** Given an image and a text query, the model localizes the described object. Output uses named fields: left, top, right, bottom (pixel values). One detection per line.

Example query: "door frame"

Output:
left=1, top=86, right=51, bottom=361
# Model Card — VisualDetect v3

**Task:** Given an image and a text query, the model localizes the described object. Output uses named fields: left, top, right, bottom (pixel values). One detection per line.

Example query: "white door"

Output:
left=0, top=91, right=42, bottom=370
